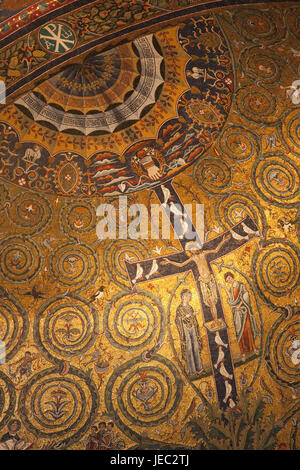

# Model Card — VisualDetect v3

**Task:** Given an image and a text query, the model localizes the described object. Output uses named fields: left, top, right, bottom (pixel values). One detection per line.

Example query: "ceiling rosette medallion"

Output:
left=0, top=15, right=234, bottom=196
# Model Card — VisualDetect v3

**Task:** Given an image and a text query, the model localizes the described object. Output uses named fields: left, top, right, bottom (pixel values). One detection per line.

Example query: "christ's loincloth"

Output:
left=198, top=274, right=218, bottom=319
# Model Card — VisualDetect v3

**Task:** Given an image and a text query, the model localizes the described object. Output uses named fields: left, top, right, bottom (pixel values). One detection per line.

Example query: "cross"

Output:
left=125, top=181, right=261, bottom=409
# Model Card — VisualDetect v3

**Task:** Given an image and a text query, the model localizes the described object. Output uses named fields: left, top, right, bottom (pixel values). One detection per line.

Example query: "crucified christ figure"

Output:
left=161, top=234, right=230, bottom=324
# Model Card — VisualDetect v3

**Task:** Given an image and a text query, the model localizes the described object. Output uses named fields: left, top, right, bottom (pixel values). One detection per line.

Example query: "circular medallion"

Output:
left=103, top=289, right=165, bottom=352
left=215, top=191, right=267, bottom=233
left=0, top=236, right=42, bottom=283
left=252, top=153, right=299, bottom=208
left=39, top=22, right=77, bottom=54
left=0, top=295, right=28, bottom=362
left=286, top=6, right=300, bottom=41
left=281, top=109, right=300, bottom=156
left=240, top=47, right=282, bottom=84
left=19, top=367, right=98, bottom=446
left=7, top=193, right=52, bottom=235
left=49, top=242, right=99, bottom=291
left=58, top=201, right=96, bottom=239
left=236, top=85, right=278, bottom=124
left=34, top=295, right=99, bottom=361
left=218, top=125, right=259, bottom=161
left=102, top=240, right=151, bottom=289
left=105, top=355, right=182, bottom=428
left=265, top=317, right=300, bottom=388
left=193, top=156, right=232, bottom=194
left=233, top=7, right=284, bottom=44
left=252, top=239, right=300, bottom=301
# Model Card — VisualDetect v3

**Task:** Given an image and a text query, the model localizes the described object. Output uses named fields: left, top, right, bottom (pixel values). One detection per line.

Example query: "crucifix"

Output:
left=125, top=180, right=261, bottom=409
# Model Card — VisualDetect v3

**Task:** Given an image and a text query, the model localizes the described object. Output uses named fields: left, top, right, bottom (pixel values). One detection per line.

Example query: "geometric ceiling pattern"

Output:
left=0, top=0, right=298, bottom=451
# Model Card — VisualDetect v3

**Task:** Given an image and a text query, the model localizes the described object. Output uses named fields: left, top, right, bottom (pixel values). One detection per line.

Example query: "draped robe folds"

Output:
left=227, top=281, right=260, bottom=353
left=175, top=303, right=203, bottom=375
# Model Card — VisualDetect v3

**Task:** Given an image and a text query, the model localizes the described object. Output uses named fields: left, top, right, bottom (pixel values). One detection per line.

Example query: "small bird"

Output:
left=153, top=246, right=162, bottom=256
left=265, top=132, right=279, bottom=150
left=228, top=398, right=236, bottom=410
left=145, top=260, right=159, bottom=280
left=132, top=263, right=143, bottom=284
left=124, top=253, right=136, bottom=262
left=214, top=346, right=225, bottom=369
left=230, top=229, right=249, bottom=242
left=233, top=208, right=245, bottom=219
left=161, top=184, right=171, bottom=205
left=142, top=336, right=164, bottom=362
left=286, top=79, right=300, bottom=105
left=223, top=380, right=232, bottom=403
left=82, top=349, right=102, bottom=367
left=169, top=201, right=184, bottom=217
left=219, top=362, right=233, bottom=380
left=23, top=286, right=46, bottom=300
left=215, top=331, right=228, bottom=348
left=42, top=237, right=57, bottom=251
left=178, top=218, right=190, bottom=239
left=211, top=224, right=221, bottom=234
left=277, top=219, right=293, bottom=232
left=88, top=286, right=105, bottom=303
left=241, top=223, right=262, bottom=238
left=204, top=168, right=219, bottom=181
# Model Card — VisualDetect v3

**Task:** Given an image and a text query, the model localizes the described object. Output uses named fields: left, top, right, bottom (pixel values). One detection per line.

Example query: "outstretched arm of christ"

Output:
left=161, top=257, right=193, bottom=267
left=204, top=234, right=230, bottom=255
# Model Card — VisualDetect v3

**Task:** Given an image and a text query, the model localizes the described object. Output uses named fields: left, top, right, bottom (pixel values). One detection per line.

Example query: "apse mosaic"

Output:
left=0, top=0, right=298, bottom=451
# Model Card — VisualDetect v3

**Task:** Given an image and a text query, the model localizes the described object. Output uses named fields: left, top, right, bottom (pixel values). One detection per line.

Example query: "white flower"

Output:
left=18, top=177, right=26, bottom=186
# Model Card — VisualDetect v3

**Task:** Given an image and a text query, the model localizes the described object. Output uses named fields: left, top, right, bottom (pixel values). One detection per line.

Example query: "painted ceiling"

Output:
left=0, top=0, right=298, bottom=451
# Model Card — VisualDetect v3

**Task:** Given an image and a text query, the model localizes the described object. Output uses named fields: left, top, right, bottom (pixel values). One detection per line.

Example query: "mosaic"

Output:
left=0, top=0, right=298, bottom=452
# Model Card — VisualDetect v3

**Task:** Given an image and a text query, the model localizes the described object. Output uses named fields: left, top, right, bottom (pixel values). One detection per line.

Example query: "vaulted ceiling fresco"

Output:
left=0, top=0, right=299, bottom=451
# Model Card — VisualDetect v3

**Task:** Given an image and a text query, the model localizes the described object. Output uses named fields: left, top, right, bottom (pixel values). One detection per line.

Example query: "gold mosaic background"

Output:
left=0, top=0, right=298, bottom=450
